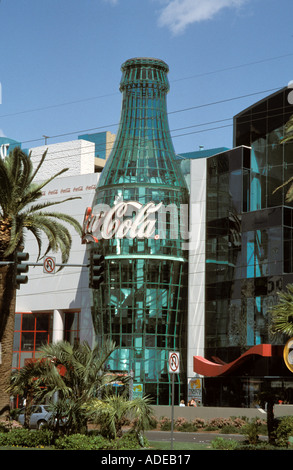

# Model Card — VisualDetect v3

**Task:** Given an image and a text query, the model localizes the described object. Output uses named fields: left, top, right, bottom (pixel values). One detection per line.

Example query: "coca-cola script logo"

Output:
left=82, top=201, right=162, bottom=243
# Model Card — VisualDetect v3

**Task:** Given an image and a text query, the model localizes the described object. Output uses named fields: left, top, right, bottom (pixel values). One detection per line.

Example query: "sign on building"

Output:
left=188, top=378, right=202, bottom=404
left=132, top=383, right=143, bottom=399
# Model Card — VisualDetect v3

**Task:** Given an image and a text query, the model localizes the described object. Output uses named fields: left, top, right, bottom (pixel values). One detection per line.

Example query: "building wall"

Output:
left=187, top=158, right=206, bottom=378
left=15, top=171, right=99, bottom=345
left=29, top=139, right=96, bottom=179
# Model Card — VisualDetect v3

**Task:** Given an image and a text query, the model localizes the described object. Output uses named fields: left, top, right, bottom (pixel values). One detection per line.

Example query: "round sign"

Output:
left=283, top=338, right=293, bottom=373
left=43, top=256, right=56, bottom=274
left=169, top=352, right=180, bottom=373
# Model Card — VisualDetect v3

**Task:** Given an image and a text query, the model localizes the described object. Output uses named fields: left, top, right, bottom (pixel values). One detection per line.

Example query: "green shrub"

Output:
left=0, top=423, right=9, bottom=433
left=159, top=416, right=171, bottom=431
left=234, top=417, right=248, bottom=427
left=55, top=433, right=111, bottom=450
left=0, top=428, right=54, bottom=448
left=242, top=418, right=262, bottom=445
left=0, top=416, right=23, bottom=433
left=191, top=417, right=205, bottom=429
left=220, top=424, right=241, bottom=434
left=174, top=418, right=197, bottom=432
left=146, top=415, right=158, bottom=429
left=237, top=442, right=279, bottom=451
left=174, top=417, right=197, bottom=432
left=211, top=437, right=239, bottom=450
left=275, top=416, right=293, bottom=448
left=112, top=431, right=149, bottom=450
left=55, top=430, right=148, bottom=451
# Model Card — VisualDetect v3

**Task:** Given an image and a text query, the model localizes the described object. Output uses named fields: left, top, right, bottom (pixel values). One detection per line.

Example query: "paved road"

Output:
left=145, top=430, right=267, bottom=444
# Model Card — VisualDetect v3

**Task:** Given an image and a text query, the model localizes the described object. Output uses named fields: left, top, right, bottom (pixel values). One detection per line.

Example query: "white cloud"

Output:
left=0, top=129, right=6, bottom=137
left=157, top=0, right=248, bottom=34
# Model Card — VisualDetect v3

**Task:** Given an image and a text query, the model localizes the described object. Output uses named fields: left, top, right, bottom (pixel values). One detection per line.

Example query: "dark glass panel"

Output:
left=36, top=314, right=50, bottom=331
left=284, top=226, right=292, bottom=273
left=268, top=93, right=284, bottom=134
left=234, top=110, right=251, bottom=147
left=243, top=146, right=251, bottom=169
left=229, top=148, right=242, bottom=171
left=21, top=332, right=34, bottom=351
left=251, top=101, right=267, bottom=142
left=284, top=207, right=293, bottom=227
left=35, top=332, right=48, bottom=350
left=22, top=314, right=35, bottom=331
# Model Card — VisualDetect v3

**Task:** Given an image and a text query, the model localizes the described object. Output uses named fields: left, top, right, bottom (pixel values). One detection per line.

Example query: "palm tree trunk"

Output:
left=267, top=399, right=276, bottom=445
left=0, top=262, right=17, bottom=414
left=24, top=392, right=34, bottom=429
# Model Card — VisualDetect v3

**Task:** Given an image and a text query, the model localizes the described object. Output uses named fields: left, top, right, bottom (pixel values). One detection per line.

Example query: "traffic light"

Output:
left=89, top=249, right=105, bottom=289
left=15, top=251, right=29, bottom=289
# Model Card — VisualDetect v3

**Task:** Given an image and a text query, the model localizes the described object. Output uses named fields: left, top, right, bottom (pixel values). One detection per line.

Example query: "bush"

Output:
left=207, top=417, right=236, bottom=429
left=231, top=417, right=248, bottom=428
left=0, top=428, right=54, bottom=448
left=174, top=417, right=197, bottom=432
left=275, top=416, right=293, bottom=448
left=146, top=415, right=159, bottom=429
left=112, top=431, right=149, bottom=450
left=242, top=418, right=262, bottom=445
left=211, top=437, right=239, bottom=450
left=55, top=430, right=148, bottom=450
left=0, top=417, right=23, bottom=433
left=191, top=417, right=205, bottom=429
left=55, top=433, right=111, bottom=450
left=159, top=416, right=171, bottom=431
left=220, top=424, right=241, bottom=434
left=237, top=442, right=280, bottom=451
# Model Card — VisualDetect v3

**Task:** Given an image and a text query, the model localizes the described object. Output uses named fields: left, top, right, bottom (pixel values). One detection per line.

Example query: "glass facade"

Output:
left=235, top=88, right=293, bottom=211
left=204, top=88, right=293, bottom=405
left=89, top=58, right=189, bottom=405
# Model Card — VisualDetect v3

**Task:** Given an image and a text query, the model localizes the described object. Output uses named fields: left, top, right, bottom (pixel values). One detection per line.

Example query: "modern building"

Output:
left=7, top=62, right=293, bottom=406
left=190, top=86, right=293, bottom=406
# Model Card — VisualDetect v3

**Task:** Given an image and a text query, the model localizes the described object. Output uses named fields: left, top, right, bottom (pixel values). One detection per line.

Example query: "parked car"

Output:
left=18, top=404, right=54, bottom=429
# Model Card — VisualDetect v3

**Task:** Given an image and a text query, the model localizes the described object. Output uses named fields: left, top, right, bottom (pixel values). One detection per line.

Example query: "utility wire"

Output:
left=0, top=52, right=291, bottom=120
left=19, top=85, right=283, bottom=147
left=22, top=104, right=289, bottom=165
left=1, top=51, right=290, bottom=147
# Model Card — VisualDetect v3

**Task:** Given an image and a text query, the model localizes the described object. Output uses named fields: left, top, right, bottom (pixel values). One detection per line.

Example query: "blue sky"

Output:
left=0, top=0, right=292, bottom=154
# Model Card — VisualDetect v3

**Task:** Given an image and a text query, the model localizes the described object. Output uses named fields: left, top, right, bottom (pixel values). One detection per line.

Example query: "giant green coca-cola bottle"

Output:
left=84, top=58, right=189, bottom=404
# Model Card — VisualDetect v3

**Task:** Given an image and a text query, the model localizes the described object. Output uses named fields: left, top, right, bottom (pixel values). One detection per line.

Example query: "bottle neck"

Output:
left=116, top=84, right=172, bottom=151
left=98, top=83, right=183, bottom=188
left=98, top=58, right=187, bottom=189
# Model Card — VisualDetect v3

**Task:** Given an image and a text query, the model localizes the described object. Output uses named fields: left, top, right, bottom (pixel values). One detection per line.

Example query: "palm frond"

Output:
left=270, top=284, right=293, bottom=337
left=0, top=147, right=82, bottom=262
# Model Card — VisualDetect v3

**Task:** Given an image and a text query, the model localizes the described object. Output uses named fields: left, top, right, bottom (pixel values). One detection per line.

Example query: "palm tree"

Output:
left=86, top=393, right=154, bottom=442
left=9, top=359, right=48, bottom=428
left=0, top=147, right=82, bottom=413
left=270, top=284, right=293, bottom=337
left=29, top=340, right=118, bottom=434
